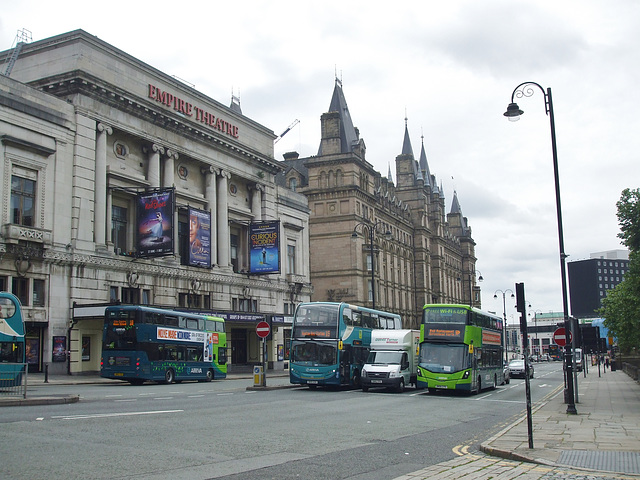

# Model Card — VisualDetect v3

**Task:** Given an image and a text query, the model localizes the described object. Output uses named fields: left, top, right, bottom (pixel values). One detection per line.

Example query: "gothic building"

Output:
left=279, top=79, right=479, bottom=328
left=0, top=30, right=311, bottom=375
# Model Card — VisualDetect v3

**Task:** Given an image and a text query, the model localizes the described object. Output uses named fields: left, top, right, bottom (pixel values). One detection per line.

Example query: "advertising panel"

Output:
left=188, top=207, right=211, bottom=267
left=249, top=221, right=280, bottom=274
left=137, top=189, right=174, bottom=257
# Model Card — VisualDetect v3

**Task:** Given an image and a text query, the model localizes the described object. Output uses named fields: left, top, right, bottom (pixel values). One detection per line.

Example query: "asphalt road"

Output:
left=0, top=362, right=564, bottom=480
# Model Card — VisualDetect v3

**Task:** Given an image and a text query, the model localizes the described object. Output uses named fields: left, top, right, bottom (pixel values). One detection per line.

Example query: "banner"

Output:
left=137, top=189, right=174, bottom=257
left=188, top=207, right=211, bottom=267
left=249, top=221, right=280, bottom=274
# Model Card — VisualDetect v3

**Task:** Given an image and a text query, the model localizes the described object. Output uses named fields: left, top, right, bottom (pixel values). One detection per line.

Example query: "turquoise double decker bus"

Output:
left=289, top=302, right=402, bottom=388
left=417, top=304, right=503, bottom=394
left=101, top=305, right=227, bottom=385
left=0, top=292, right=26, bottom=388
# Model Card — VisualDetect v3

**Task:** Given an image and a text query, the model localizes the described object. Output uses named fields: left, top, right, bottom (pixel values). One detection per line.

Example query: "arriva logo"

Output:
left=307, top=368, right=320, bottom=372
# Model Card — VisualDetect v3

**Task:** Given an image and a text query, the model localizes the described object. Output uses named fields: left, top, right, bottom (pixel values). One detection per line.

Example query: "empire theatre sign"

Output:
left=147, top=84, right=239, bottom=139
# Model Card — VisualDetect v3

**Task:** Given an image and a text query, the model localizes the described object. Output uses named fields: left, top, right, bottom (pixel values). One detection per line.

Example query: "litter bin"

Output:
left=611, top=362, right=617, bottom=372
left=253, top=366, right=264, bottom=386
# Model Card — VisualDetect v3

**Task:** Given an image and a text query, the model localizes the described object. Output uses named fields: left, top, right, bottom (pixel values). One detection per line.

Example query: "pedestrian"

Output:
left=605, top=356, right=610, bottom=369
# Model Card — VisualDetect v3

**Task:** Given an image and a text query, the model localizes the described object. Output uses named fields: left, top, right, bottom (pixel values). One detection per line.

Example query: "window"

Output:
left=287, top=244, right=296, bottom=275
left=112, top=205, right=128, bottom=254
left=33, top=279, right=45, bottom=307
left=367, top=279, right=373, bottom=302
left=289, top=178, right=297, bottom=191
left=0, top=276, right=6, bottom=292
left=12, top=277, right=29, bottom=305
left=230, top=233, right=239, bottom=272
left=121, top=288, right=139, bottom=304
left=110, top=287, right=119, bottom=302
left=366, top=253, right=372, bottom=272
left=11, top=174, right=36, bottom=226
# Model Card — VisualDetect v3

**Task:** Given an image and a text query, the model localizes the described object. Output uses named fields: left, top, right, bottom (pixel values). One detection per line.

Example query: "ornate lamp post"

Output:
left=494, top=289, right=514, bottom=365
left=504, top=81, right=577, bottom=414
left=352, top=221, right=392, bottom=310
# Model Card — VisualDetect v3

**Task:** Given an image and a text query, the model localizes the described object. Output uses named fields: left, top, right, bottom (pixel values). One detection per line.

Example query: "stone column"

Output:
left=251, top=184, right=264, bottom=221
left=203, top=166, right=218, bottom=266
left=217, top=169, right=231, bottom=268
left=147, top=144, right=164, bottom=188
left=95, top=123, right=112, bottom=248
left=163, top=149, right=178, bottom=188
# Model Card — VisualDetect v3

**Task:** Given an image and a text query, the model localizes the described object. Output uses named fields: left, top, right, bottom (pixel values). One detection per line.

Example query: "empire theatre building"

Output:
left=0, top=30, right=311, bottom=375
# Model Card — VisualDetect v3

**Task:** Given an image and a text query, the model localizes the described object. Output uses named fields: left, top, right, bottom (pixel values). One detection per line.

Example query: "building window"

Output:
left=289, top=178, right=297, bottom=191
left=12, top=277, right=29, bottom=305
left=110, top=287, right=119, bottom=302
left=112, top=205, right=128, bottom=254
left=32, top=279, right=45, bottom=307
left=0, top=276, right=6, bottom=292
left=11, top=174, right=36, bottom=226
left=366, top=253, right=372, bottom=272
left=142, top=289, right=151, bottom=305
left=230, top=233, right=239, bottom=272
left=121, top=288, right=139, bottom=304
left=287, top=244, right=296, bottom=275
left=367, top=279, right=373, bottom=302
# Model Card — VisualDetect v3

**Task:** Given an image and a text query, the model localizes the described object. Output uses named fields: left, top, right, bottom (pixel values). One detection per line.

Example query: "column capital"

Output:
left=249, top=183, right=265, bottom=193
left=166, top=148, right=179, bottom=160
left=151, top=143, right=165, bottom=155
left=200, top=165, right=219, bottom=176
left=97, top=123, right=113, bottom=135
left=219, top=169, right=232, bottom=180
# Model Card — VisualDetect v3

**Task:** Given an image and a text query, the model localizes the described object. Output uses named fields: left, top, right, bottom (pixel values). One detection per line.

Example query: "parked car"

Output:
left=508, top=358, right=534, bottom=379
left=501, top=361, right=511, bottom=385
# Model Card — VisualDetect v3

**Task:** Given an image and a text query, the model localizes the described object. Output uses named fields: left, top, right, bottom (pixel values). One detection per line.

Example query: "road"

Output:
left=0, top=362, right=564, bottom=480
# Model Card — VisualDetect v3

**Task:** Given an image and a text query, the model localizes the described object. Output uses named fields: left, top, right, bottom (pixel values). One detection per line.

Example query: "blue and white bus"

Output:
left=0, top=292, right=26, bottom=388
left=289, top=302, right=402, bottom=388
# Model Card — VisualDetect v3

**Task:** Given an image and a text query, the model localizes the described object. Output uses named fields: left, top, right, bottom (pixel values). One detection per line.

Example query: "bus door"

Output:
left=339, top=345, right=351, bottom=384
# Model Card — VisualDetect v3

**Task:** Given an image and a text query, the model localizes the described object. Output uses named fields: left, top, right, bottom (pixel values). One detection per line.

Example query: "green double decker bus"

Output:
left=417, top=304, right=503, bottom=394
left=101, top=305, right=227, bottom=384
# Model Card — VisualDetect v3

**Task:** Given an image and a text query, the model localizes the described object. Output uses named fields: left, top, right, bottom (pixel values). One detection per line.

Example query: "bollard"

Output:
left=44, top=363, right=49, bottom=383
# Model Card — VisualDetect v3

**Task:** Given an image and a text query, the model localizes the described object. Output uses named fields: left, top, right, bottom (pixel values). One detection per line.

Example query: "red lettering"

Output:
left=148, top=84, right=157, bottom=99
left=232, top=126, right=239, bottom=138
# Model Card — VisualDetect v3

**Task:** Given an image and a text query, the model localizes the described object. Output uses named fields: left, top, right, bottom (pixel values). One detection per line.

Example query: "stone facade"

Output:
left=0, top=30, right=311, bottom=375
left=278, top=80, right=479, bottom=329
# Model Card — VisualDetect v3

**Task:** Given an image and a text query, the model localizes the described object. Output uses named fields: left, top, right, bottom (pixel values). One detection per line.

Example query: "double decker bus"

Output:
left=289, top=302, right=402, bottom=388
left=0, top=292, right=25, bottom=388
left=417, top=304, right=503, bottom=394
left=101, top=305, right=227, bottom=384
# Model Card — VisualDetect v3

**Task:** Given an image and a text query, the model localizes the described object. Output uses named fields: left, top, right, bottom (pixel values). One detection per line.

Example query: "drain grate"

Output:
left=557, top=450, right=640, bottom=474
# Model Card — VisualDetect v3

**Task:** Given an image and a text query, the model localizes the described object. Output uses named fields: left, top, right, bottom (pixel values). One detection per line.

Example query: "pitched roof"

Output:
left=318, top=78, right=359, bottom=155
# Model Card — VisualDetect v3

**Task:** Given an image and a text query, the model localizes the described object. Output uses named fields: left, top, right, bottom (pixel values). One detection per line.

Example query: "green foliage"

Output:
left=600, top=252, right=640, bottom=354
left=617, top=188, right=640, bottom=251
left=599, top=188, right=640, bottom=354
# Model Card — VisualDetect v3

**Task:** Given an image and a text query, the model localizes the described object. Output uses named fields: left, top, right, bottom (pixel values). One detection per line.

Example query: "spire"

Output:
left=387, top=163, right=394, bottom=183
left=419, top=133, right=432, bottom=188
left=230, top=90, right=242, bottom=114
left=401, top=115, right=414, bottom=157
left=318, top=77, right=359, bottom=155
left=450, top=190, right=462, bottom=214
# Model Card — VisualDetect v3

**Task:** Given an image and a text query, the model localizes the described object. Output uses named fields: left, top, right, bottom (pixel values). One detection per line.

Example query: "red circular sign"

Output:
left=256, top=321, right=270, bottom=338
left=553, top=327, right=572, bottom=347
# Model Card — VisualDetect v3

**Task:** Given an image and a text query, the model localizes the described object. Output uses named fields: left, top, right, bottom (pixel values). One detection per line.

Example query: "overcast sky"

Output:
left=2, top=1, right=638, bottom=324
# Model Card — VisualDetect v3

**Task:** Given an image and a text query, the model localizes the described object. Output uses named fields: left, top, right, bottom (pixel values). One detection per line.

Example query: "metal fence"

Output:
left=0, top=363, right=28, bottom=398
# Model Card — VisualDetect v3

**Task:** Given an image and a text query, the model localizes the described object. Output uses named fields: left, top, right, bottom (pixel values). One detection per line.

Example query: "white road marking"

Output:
left=51, top=409, right=183, bottom=420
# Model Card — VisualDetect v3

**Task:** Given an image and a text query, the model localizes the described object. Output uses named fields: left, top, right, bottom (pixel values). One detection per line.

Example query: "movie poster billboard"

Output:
left=249, top=221, right=280, bottom=274
left=137, top=189, right=174, bottom=257
left=188, top=207, right=211, bottom=268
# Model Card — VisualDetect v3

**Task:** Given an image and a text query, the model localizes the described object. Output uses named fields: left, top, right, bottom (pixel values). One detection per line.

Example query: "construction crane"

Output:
left=2, top=28, right=32, bottom=77
left=274, top=119, right=299, bottom=143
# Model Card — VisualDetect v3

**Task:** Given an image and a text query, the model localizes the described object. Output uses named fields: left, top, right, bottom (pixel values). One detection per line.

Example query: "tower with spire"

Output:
left=278, top=79, right=480, bottom=326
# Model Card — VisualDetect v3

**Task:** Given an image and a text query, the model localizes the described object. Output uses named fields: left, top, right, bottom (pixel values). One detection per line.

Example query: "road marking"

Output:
left=105, top=394, right=123, bottom=398
left=51, top=409, right=183, bottom=420
left=153, top=397, right=174, bottom=400
left=217, top=392, right=234, bottom=396
left=452, top=444, right=470, bottom=456
left=115, top=399, right=137, bottom=402
left=188, top=395, right=205, bottom=398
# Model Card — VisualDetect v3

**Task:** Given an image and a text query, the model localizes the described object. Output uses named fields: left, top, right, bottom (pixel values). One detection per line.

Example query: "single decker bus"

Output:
left=101, top=305, right=227, bottom=384
left=289, top=302, right=402, bottom=388
left=0, top=292, right=26, bottom=388
left=417, top=304, right=503, bottom=394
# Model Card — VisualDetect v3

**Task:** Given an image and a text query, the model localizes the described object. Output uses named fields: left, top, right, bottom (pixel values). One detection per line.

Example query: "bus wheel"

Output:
left=205, top=369, right=214, bottom=382
left=164, top=369, right=175, bottom=384
left=396, top=379, right=405, bottom=393
left=362, top=386, right=369, bottom=392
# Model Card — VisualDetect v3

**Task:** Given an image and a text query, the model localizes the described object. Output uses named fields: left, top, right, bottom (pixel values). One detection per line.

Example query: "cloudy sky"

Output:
left=2, top=1, right=638, bottom=324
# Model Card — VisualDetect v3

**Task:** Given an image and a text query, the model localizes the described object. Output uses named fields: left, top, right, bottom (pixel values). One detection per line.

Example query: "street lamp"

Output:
left=460, top=270, right=483, bottom=307
left=504, top=81, right=577, bottom=415
left=352, top=220, right=392, bottom=310
left=494, top=289, right=514, bottom=365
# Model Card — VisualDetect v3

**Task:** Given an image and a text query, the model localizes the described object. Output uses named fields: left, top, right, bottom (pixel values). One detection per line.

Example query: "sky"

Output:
left=2, top=1, right=638, bottom=324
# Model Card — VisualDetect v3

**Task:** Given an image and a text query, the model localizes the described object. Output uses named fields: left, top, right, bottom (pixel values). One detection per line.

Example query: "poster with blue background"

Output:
left=249, top=221, right=280, bottom=274
left=136, top=189, right=174, bottom=257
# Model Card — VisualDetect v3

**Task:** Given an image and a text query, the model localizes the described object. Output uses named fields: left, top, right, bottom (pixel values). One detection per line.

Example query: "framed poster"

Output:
left=137, top=188, right=174, bottom=258
left=52, top=336, right=67, bottom=362
left=249, top=221, right=280, bottom=274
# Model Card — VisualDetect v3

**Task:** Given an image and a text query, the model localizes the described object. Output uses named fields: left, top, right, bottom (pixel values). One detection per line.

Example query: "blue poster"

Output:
left=249, top=221, right=280, bottom=274
left=137, top=189, right=174, bottom=257
left=189, top=207, right=211, bottom=268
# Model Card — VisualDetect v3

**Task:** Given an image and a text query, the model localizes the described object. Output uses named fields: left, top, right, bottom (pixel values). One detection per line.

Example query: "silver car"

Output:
left=508, top=359, right=534, bottom=379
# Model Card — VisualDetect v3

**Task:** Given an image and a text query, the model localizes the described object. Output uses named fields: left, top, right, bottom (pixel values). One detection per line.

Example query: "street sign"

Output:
left=256, top=320, right=270, bottom=338
left=553, top=327, right=572, bottom=347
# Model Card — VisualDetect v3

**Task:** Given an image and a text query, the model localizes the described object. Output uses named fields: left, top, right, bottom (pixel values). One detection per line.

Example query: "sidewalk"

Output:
left=3, top=367, right=640, bottom=478
left=399, top=367, right=640, bottom=479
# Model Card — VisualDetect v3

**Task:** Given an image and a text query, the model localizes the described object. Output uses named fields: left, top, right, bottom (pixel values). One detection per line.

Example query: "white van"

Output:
left=361, top=330, right=420, bottom=393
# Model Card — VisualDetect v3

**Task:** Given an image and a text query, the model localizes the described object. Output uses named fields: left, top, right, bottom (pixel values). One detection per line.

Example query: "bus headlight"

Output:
left=462, top=370, right=470, bottom=379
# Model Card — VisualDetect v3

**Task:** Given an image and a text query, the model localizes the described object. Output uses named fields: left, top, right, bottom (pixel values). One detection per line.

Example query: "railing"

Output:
left=0, top=364, right=28, bottom=398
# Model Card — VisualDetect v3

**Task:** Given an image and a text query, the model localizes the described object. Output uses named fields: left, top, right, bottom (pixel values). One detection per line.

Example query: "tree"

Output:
left=600, top=188, right=640, bottom=355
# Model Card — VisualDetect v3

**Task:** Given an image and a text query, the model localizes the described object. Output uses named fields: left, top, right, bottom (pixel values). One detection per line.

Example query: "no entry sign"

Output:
left=256, top=321, right=270, bottom=338
left=553, top=327, right=572, bottom=347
